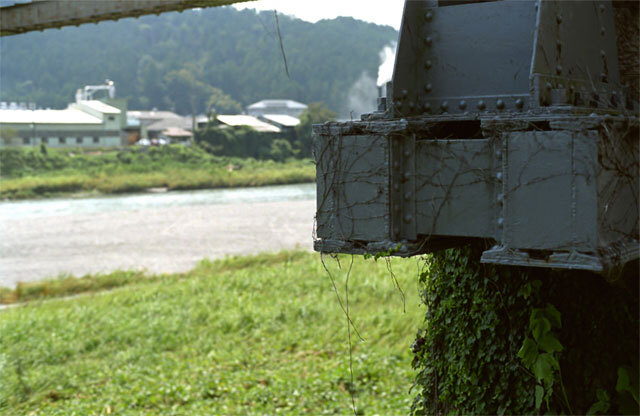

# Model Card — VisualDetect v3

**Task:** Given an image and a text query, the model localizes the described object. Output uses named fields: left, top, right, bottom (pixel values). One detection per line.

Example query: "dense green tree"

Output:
left=136, top=55, right=169, bottom=110
left=206, top=88, right=242, bottom=115
left=269, top=138, right=295, bottom=162
left=294, top=102, right=337, bottom=157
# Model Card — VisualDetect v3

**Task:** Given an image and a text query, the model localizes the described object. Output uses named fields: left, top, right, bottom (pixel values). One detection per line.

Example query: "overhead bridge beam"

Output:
left=0, top=0, right=255, bottom=37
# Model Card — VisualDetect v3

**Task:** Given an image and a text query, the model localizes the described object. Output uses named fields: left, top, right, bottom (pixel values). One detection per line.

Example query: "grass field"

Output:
left=0, top=146, right=315, bottom=200
left=0, top=251, right=425, bottom=415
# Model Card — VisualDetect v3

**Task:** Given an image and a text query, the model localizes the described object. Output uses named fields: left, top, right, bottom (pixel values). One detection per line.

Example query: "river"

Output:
left=0, top=184, right=316, bottom=287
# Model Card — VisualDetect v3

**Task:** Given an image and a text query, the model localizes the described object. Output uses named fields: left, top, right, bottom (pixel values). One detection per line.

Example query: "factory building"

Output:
left=0, top=81, right=126, bottom=148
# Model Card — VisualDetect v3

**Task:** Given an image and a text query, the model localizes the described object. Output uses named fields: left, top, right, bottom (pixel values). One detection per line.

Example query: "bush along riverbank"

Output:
left=0, top=145, right=315, bottom=200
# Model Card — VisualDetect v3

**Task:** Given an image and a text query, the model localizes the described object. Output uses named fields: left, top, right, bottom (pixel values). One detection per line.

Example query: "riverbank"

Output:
left=0, top=146, right=315, bottom=200
left=0, top=250, right=422, bottom=414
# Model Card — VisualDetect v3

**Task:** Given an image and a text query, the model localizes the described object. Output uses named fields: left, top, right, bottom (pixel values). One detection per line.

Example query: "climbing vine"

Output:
left=410, top=244, right=639, bottom=415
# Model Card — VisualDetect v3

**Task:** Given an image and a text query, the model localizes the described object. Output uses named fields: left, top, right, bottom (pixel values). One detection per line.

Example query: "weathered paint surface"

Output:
left=0, top=0, right=256, bottom=37
left=314, top=0, right=639, bottom=274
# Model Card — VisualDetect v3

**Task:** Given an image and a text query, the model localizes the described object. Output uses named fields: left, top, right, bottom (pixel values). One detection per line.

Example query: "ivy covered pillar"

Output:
left=410, top=245, right=639, bottom=415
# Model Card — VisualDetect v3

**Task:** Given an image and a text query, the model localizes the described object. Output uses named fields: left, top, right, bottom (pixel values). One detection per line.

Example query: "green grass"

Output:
left=0, top=164, right=315, bottom=200
left=0, top=251, right=424, bottom=415
left=0, top=146, right=315, bottom=200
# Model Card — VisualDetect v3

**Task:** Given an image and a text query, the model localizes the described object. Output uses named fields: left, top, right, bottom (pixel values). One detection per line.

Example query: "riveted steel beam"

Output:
left=314, top=113, right=639, bottom=274
left=0, top=0, right=256, bottom=37
left=314, top=0, right=639, bottom=274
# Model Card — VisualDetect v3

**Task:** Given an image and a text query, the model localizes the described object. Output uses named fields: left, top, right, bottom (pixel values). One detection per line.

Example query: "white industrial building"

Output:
left=0, top=82, right=126, bottom=148
left=0, top=100, right=125, bottom=148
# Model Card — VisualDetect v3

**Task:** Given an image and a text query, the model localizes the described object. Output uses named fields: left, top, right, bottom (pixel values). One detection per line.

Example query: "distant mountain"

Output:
left=0, top=7, right=397, bottom=115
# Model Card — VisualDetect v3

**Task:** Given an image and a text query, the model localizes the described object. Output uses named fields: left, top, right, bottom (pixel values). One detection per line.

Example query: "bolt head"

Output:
left=477, top=100, right=486, bottom=110
left=555, top=65, right=562, bottom=75
left=496, top=172, right=503, bottom=181
left=404, top=214, right=413, bottom=224
left=408, top=101, right=415, bottom=110
left=440, top=101, right=448, bottom=111
left=497, top=217, right=504, bottom=226
left=425, top=10, right=433, bottom=20
left=459, top=100, right=467, bottom=110
left=556, top=14, right=562, bottom=24
left=600, top=73, right=608, bottom=83
left=496, top=99, right=505, bottom=110
left=424, top=36, right=432, bottom=46
left=424, top=60, right=432, bottom=69
left=423, top=102, right=432, bottom=113
left=424, top=83, right=432, bottom=93
left=402, top=89, right=408, bottom=97
left=404, top=192, right=412, bottom=201
left=515, top=98, right=524, bottom=109
left=403, top=171, right=410, bottom=180
left=393, top=184, right=400, bottom=191
left=404, top=149, right=411, bottom=157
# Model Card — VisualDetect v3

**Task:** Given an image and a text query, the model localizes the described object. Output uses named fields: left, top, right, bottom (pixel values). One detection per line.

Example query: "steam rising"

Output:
left=344, top=72, right=377, bottom=119
left=342, top=41, right=398, bottom=119
left=377, top=41, right=397, bottom=87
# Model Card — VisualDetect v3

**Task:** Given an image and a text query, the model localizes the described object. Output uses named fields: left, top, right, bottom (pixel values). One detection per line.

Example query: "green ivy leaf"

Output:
left=535, top=385, right=544, bottom=410
left=543, top=304, right=562, bottom=329
left=537, top=333, right=563, bottom=353
left=586, top=389, right=610, bottom=415
left=596, top=388, right=609, bottom=403
left=532, top=353, right=556, bottom=384
left=616, top=366, right=639, bottom=404
left=517, top=337, right=538, bottom=368
left=531, top=315, right=551, bottom=343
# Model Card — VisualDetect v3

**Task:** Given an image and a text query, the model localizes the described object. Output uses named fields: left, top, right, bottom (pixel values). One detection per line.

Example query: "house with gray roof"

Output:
left=246, top=99, right=307, bottom=118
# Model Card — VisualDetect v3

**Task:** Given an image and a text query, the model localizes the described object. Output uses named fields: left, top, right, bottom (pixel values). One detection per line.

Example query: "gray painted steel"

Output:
left=313, top=0, right=639, bottom=275
left=0, top=0, right=255, bottom=37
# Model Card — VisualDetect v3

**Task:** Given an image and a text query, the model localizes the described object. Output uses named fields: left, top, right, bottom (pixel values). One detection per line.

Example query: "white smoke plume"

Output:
left=341, top=41, right=398, bottom=119
left=343, top=71, right=378, bottom=119
left=377, top=41, right=397, bottom=87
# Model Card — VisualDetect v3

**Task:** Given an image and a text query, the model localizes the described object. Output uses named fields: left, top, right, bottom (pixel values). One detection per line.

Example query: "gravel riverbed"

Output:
left=0, top=197, right=315, bottom=287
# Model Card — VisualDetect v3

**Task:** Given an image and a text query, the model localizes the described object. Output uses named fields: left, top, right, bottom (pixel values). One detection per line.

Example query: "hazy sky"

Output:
left=233, top=0, right=405, bottom=30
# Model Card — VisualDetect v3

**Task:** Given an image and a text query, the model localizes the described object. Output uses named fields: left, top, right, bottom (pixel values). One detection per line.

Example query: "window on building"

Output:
left=76, top=137, right=83, bottom=144
left=23, top=137, right=30, bottom=145
left=59, top=137, right=66, bottom=144
left=93, top=137, right=100, bottom=144
left=108, top=116, right=115, bottom=121
left=42, top=137, right=48, bottom=144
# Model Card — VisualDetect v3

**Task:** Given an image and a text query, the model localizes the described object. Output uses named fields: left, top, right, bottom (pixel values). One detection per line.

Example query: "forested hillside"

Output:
left=0, top=7, right=397, bottom=115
